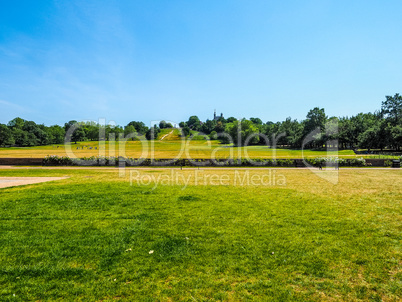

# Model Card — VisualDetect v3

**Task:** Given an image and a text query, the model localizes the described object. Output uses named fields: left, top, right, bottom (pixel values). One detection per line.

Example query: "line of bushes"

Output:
left=304, top=157, right=367, bottom=167
left=43, top=155, right=296, bottom=167
left=43, top=155, right=368, bottom=167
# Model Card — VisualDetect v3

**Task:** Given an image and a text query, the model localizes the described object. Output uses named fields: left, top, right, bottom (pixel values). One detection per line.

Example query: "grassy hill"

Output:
left=0, top=127, right=373, bottom=160
left=0, top=138, right=358, bottom=159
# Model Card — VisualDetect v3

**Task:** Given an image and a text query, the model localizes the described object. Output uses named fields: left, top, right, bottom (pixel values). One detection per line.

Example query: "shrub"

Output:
left=43, top=155, right=76, bottom=166
left=384, top=160, right=392, bottom=167
left=209, top=131, right=217, bottom=140
left=305, top=157, right=366, bottom=167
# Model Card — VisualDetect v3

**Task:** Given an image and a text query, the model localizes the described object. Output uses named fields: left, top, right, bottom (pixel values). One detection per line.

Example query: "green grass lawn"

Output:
left=0, top=168, right=401, bottom=301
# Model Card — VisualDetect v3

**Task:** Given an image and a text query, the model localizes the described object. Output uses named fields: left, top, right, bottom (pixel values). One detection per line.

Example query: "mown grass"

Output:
left=0, top=168, right=400, bottom=301
left=0, top=139, right=357, bottom=159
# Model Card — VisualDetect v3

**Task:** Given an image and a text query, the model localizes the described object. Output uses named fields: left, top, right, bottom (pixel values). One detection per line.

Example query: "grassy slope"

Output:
left=0, top=139, right=357, bottom=159
left=0, top=168, right=400, bottom=301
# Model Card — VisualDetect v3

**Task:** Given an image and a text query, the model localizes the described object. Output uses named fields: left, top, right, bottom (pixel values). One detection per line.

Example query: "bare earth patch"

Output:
left=0, top=177, right=68, bottom=188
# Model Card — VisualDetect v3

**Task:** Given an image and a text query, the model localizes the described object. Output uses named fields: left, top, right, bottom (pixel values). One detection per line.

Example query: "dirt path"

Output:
left=0, top=177, right=68, bottom=189
left=160, top=130, right=173, bottom=140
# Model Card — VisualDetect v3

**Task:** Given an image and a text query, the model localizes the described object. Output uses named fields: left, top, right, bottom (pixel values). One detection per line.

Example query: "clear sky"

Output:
left=1, top=0, right=402, bottom=127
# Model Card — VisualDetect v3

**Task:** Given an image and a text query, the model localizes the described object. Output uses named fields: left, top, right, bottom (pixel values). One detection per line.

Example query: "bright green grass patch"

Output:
left=0, top=168, right=401, bottom=301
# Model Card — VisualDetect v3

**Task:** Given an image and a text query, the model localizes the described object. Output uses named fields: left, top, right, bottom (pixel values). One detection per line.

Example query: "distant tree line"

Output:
left=0, top=117, right=65, bottom=147
left=0, top=117, right=176, bottom=146
left=0, top=94, right=401, bottom=150
left=179, top=94, right=402, bottom=150
left=0, top=118, right=147, bottom=146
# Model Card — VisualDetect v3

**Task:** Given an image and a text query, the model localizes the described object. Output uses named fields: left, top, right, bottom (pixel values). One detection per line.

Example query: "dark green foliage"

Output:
left=145, top=125, right=161, bottom=140
left=4, top=118, right=65, bottom=146
left=64, top=120, right=78, bottom=132
left=187, top=115, right=201, bottom=131
left=159, top=120, right=167, bottom=129
left=47, top=125, right=65, bottom=144
left=382, top=93, right=402, bottom=126
left=305, top=157, right=366, bottom=167
left=201, top=119, right=216, bottom=134
left=209, top=130, right=217, bottom=140
left=181, top=125, right=190, bottom=137
left=11, top=128, right=29, bottom=146
left=127, top=121, right=149, bottom=135
left=250, top=117, right=263, bottom=125
left=226, top=116, right=237, bottom=123
left=7, top=117, right=25, bottom=129
left=223, top=119, right=260, bottom=146
left=42, top=155, right=301, bottom=167
left=0, top=124, right=15, bottom=146
left=43, top=155, right=76, bottom=166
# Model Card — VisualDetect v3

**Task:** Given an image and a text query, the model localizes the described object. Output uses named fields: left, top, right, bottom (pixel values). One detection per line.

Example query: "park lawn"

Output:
left=0, top=139, right=358, bottom=159
left=0, top=168, right=400, bottom=301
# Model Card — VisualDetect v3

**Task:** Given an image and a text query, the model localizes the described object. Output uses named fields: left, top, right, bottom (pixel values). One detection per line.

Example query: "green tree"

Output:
left=12, top=128, right=28, bottom=146
left=358, top=127, right=379, bottom=150
left=0, top=124, right=15, bottom=146
left=7, top=117, right=25, bottom=130
left=145, top=125, right=160, bottom=140
left=322, top=117, right=339, bottom=149
left=382, top=93, right=402, bottom=126
left=262, top=121, right=279, bottom=145
left=64, top=120, right=78, bottom=133
left=201, top=119, right=216, bottom=134
left=250, top=117, right=263, bottom=125
left=21, top=121, right=42, bottom=145
left=224, top=119, right=259, bottom=146
left=376, top=120, right=391, bottom=151
left=391, top=125, right=402, bottom=150
left=209, top=130, right=217, bottom=140
left=338, top=117, right=353, bottom=149
left=25, top=132, right=38, bottom=146
left=181, top=125, right=190, bottom=137
left=187, top=116, right=201, bottom=130
left=281, top=118, right=303, bottom=148
left=304, top=108, right=327, bottom=132
left=124, top=125, right=137, bottom=140
left=226, top=117, right=237, bottom=123
left=303, top=107, right=327, bottom=148
left=214, top=121, right=225, bottom=133
left=48, top=125, right=65, bottom=144
left=127, top=121, right=148, bottom=135
left=109, top=126, right=124, bottom=140
left=350, top=113, right=379, bottom=148
left=159, top=120, right=167, bottom=129
left=87, top=125, right=100, bottom=141
left=72, top=128, right=86, bottom=144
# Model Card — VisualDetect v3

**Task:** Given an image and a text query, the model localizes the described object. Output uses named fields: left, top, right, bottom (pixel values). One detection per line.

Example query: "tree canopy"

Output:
left=1, top=94, right=401, bottom=150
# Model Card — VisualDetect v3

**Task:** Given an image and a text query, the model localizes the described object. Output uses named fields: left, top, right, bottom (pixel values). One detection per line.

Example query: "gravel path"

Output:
left=160, top=130, right=174, bottom=140
left=0, top=177, right=68, bottom=189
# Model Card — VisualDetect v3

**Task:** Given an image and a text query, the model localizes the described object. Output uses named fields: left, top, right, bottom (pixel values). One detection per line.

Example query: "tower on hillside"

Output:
left=213, top=110, right=223, bottom=121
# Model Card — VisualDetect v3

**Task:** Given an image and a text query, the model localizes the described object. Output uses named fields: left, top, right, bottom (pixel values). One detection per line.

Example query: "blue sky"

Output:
left=1, top=0, right=402, bottom=127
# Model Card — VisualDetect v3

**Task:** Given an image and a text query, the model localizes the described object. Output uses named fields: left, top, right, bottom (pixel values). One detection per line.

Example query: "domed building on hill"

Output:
left=213, top=110, right=224, bottom=121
